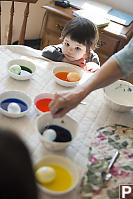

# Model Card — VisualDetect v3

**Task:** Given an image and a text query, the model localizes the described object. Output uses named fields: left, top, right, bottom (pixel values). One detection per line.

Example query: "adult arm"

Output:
left=50, top=58, right=122, bottom=117
left=50, top=37, right=133, bottom=117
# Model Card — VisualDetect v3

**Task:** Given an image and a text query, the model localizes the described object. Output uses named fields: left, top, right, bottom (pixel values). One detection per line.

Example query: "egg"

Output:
left=35, top=166, right=56, bottom=184
left=7, top=102, right=21, bottom=114
left=9, top=64, right=21, bottom=75
left=67, top=72, right=81, bottom=82
left=43, top=129, right=56, bottom=142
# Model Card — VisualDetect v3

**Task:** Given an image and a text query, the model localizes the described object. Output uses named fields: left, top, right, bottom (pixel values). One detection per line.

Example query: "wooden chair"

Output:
left=0, top=0, right=38, bottom=45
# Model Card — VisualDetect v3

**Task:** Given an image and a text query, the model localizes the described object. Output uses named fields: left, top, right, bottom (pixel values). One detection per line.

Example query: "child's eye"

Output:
left=75, top=47, right=81, bottom=50
left=65, top=42, right=70, bottom=46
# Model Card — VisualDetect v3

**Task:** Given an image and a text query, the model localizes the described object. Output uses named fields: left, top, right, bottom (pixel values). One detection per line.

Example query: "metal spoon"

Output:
left=101, top=151, right=120, bottom=181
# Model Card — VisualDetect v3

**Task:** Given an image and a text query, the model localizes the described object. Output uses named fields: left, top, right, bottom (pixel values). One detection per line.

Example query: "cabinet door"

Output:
left=97, top=32, right=120, bottom=56
left=41, top=32, right=63, bottom=49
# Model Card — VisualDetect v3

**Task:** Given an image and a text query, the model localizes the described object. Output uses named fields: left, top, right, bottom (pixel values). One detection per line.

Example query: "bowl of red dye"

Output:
left=53, top=65, right=83, bottom=87
left=34, top=93, right=54, bottom=114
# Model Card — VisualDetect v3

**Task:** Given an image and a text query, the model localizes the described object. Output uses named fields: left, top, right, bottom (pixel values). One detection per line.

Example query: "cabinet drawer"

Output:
left=97, top=33, right=119, bottom=56
left=46, top=13, right=68, bottom=34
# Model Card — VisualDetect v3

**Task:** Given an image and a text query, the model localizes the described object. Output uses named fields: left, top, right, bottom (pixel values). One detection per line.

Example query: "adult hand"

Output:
left=49, top=89, right=83, bottom=118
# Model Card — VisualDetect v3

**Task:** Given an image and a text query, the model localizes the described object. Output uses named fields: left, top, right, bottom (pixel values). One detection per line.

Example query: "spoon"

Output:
left=101, top=151, right=120, bottom=181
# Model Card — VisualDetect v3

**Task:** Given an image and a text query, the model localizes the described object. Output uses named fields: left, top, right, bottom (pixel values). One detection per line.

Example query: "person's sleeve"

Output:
left=42, top=45, right=64, bottom=61
left=112, top=37, right=133, bottom=78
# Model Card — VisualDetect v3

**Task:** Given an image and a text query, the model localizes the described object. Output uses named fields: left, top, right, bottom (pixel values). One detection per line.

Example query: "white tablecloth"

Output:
left=0, top=45, right=133, bottom=199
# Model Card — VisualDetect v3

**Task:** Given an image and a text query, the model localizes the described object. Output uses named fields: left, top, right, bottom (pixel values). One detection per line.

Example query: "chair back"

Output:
left=0, top=0, right=38, bottom=45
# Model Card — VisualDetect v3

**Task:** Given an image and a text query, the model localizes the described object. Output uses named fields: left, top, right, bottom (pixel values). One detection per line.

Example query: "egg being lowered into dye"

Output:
left=35, top=166, right=56, bottom=184
left=7, top=102, right=21, bottom=114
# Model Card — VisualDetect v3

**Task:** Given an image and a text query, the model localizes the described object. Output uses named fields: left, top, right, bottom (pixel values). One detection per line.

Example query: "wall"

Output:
left=93, top=0, right=133, bottom=15
left=1, top=0, right=46, bottom=44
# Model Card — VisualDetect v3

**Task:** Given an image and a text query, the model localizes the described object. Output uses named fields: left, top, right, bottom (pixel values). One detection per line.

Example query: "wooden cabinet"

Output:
left=41, top=1, right=133, bottom=82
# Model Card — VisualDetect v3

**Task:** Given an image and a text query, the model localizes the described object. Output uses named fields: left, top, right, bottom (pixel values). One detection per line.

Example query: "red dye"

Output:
left=55, top=72, right=69, bottom=81
left=35, top=98, right=52, bottom=112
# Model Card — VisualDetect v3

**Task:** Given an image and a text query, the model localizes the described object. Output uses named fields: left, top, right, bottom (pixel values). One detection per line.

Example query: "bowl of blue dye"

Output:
left=0, top=91, right=32, bottom=118
left=8, top=59, right=36, bottom=80
left=36, top=112, right=78, bottom=151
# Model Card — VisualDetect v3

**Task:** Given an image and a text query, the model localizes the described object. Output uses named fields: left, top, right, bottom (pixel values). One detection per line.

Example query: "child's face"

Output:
left=62, top=36, right=87, bottom=61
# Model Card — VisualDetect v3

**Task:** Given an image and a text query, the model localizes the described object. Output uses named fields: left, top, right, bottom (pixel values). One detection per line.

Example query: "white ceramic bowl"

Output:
left=34, top=93, right=54, bottom=114
left=52, top=65, right=83, bottom=87
left=35, top=155, right=79, bottom=196
left=36, top=112, right=78, bottom=151
left=0, top=90, right=32, bottom=118
left=104, top=80, right=133, bottom=112
left=8, top=59, right=36, bottom=80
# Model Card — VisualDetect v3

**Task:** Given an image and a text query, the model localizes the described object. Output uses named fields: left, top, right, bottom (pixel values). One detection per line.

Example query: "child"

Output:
left=42, top=16, right=100, bottom=72
left=0, top=128, right=38, bottom=199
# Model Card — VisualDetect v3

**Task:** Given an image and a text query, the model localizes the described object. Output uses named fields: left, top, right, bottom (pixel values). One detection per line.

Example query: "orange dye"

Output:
left=55, top=72, right=69, bottom=82
left=35, top=98, right=52, bottom=112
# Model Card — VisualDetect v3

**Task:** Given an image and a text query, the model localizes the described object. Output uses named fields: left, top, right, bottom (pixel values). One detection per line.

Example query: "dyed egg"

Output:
left=67, top=72, right=81, bottom=82
left=37, top=165, right=72, bottom=192
left=7, top=102, right=21, bottom=114
left=43, top=129, right=56, bottom=142
left=36, top=166, right=56, bottom=184
left=9, top=64, right=21, bottom=75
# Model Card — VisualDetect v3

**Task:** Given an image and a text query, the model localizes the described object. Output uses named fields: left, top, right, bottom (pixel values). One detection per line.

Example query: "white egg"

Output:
left=35, top=166, right=56, bottom=184
left=9, top=64, right=21, bottom=75
left=7, top=102, right=21, bottom=114
left=43, top=129, right=56, bottom=142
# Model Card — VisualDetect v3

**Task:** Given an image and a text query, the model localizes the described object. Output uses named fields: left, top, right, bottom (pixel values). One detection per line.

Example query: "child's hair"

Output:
left=0, top=128, right=38, bottom=199
left=61, top=16, right=99, bottom=50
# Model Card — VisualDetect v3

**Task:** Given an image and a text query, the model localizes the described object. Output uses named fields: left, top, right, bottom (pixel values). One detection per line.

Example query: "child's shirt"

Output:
left=42, top=44, right=100, bottom=68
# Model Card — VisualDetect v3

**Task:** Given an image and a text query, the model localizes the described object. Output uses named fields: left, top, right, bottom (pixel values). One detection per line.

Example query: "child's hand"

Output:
left=85, top=62, right=100, bottom=72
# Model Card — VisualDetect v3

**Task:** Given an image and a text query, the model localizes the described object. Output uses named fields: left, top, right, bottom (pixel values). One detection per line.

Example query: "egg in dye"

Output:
left=43, top=129, right=56, bottom=142
left=9, top=64, right=21, bottom=75
left=36, top=165, right=72, bottom=192
left=36, top=166, right=56, bottom=184
left=55, top=72, right=80, bottom=82
left=7, top=102, right=21, bottom=114
left=67, top=72, right=81, bottom=82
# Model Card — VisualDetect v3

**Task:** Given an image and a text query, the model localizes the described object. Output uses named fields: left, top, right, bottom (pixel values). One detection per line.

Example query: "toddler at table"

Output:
left=42, top=16, right=100, bottom=72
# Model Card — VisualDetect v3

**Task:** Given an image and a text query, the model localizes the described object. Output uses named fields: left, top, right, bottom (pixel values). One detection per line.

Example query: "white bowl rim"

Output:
left=104, top=80, right=133, bottom=108
left=35, top=154, right=79, bottom=195
left=0, top=90, right=32, bottom=117
left=8, top=58, right=36, bottom=80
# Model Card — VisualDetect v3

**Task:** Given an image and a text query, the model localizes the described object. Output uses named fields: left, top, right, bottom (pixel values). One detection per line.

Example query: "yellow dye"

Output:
left=39, top=165, right=72, bottom=192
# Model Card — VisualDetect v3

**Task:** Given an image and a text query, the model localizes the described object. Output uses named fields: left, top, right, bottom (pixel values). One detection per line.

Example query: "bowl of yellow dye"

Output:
left=35, top=155, right=79, bottom=195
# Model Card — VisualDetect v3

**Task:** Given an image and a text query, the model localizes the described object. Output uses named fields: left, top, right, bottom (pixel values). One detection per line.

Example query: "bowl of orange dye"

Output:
left=53, top=65, right=83, bottom=87
left=34, top=93, right=54, bottom=114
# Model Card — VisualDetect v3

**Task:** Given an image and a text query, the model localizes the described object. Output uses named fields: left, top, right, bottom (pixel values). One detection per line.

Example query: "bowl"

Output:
left=34, top=155, right=79, bottom=196
left=34, top=93, right=54, bottom=114
left=0, top=90, right=32, bottom=118
left=52, top=64, right=83, bottom=87
left=8, top=59, right=36, bottom=80
left=36, top=112, right=78, bottom=151
left=104, top=80, right=133, bottom=112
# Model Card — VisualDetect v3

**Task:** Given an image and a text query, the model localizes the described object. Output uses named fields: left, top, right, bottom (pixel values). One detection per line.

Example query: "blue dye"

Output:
left=40, top=124, right=72, bottom=142
left=0, top=98, right=28, bottom=112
